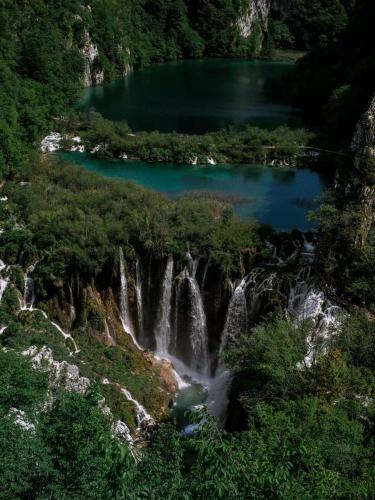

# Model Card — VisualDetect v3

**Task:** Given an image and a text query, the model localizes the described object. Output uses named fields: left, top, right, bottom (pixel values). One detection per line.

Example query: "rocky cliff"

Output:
left=238, top=0, right=271, bottom=38
left=333, top=93, right=375, bottom=250
left=316, top=93, right=375, bottom=299
left=350, top=94, right=375, bottom=249
left=81, top=30, right=104, bottom=87
left=76, top=5, right=132, bottom=88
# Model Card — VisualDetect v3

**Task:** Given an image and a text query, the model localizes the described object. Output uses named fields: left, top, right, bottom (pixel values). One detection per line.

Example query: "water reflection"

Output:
left=80, top=59, right=302, bottom=134
left=271, top=169, right=296, bottom=184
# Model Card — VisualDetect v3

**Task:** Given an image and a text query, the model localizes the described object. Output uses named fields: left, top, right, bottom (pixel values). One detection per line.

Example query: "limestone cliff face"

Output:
left=43, top=276, right=177, bottom=421
left=77, top=2, right=132, bottom=88
left=238, top=0, right=271, bottom=38
left=350, top=94, right=375, bottom=249
left=80, top=30, right=104, bottom=87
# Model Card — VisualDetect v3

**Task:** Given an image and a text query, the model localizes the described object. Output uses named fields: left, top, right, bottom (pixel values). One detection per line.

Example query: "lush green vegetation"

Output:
left=1, top=312, right=374, bottom=499
left=0, top=1, right=373, bottom=498
left=271, top=0, right=355, bottom=50
left=187, top=0, right=266, bottom=57
left=0, top=0, right=349, bottom=179
left=283, top=0, right=375, bottom=314
left=295, top=0, right=375, bottom=308
left=0, top=0, right=268, bottom=179
left=0, top=158, right=260, bottom=281
left=61, top=112, right=313, bottom=165
left=312, top=181, right=375, bottom=311
left=0, top=0, right=193, bottom=177
left=0, top=349, right=131, bottom=499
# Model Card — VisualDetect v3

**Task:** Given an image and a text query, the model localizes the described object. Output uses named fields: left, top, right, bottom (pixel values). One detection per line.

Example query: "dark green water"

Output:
left=81, top=59, right=301, bottom=133
left=60, top=153, right=327, bottom=230
left=172, top=383, right=208, bottom=431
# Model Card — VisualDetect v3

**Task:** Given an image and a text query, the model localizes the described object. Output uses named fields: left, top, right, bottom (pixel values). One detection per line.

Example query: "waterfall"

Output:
left=104, top=319, right=116, bottom=346
left=120, top=388, right=155, bottom=431
left=265, top=241, right=283, bottom=265
left=301, top=234, right=316, bottom=264
left=154, top=255, right=174, bottom=355
left=186, top=271, right=209, bottom=375
left=50, top=321, right=80, bottom=354
left=135, top=257, right=144, bottom=341
left=16, top=264, right=80, bottom=354
left=119, top=248, right=143, bottom=350
left=24, top=276, right=35, bottom=309
left=210, top=276, right=249, bottom=424
left=147, top=256, right=152, bottom=302
left=22, top=263, right=38, bottom=310
left=119, top=248, right=131, bottom=332
left=102, top=378, right=154, bottom=433
left=207, top=369, right=233, bottom=423
left=210, top=268, right=279, bottom=423
left=291, top=288, right=325, bottom=322
left=287, top=267, right=314, bottom=320
left=68, top=280, right=76, bottom=323
left=265, top=240, right=301, bottom=267
left=219, top=277, right=248, bottom=354
left=186, top=251, right=199, bottom=278
left=172, top=273, right=184, bottom=355
left=0, top=276, right=8, bottom=303
left=170, top=256, right=209, bottom=377
left=170, top=366, right=191, bottom=390
left=319, top=303, right=340, bottom=337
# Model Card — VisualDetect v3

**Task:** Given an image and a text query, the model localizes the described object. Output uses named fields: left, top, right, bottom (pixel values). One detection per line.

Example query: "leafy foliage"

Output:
left=0, top=1, right=373, bottom=498
left=62, top=112, right=313, bottom=165
left=272, top=0, right=355, bottom=50
left=0, top=158, right=261, bottom=281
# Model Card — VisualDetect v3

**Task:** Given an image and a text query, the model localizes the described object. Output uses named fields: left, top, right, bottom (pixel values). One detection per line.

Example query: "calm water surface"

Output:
left=71, top=59, right=327, bottom=230
left=61, top=153, right=327, bottom=231
left=81, top=59, right=301, bottom=133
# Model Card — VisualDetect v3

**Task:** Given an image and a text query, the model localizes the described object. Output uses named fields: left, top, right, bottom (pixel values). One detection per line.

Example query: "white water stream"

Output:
left=135, top=257, right=144, bottom=342
left=119, top=247, right=143, bottom=350
left=154, top=255, right=174, bottom=355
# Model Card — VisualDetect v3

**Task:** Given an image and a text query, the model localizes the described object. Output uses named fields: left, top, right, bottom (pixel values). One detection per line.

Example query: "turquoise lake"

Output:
left=62, top=152, right=327, bottom=231
left=68, top=59, right=328, bottom=230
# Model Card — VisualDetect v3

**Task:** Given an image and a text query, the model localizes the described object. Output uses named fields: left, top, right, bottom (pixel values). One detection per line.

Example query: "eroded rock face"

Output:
left=42, top=276, right=177, bottom=419
left=9, top=408, right=36, bottom=432
left=79, top=29, right=131, bottom=87
left=23, top=345, right=90, bottom=395
left=151, top=356, right=179, bottom=394
left=113, top=419, right=133, bottom=443
left=81, top=30, right=104, bottom=87
left=350, top=95, right=375, bottom=249
left=238, top=0, right=271, bottom=38
left=352, top=95, right=375, bottom=159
